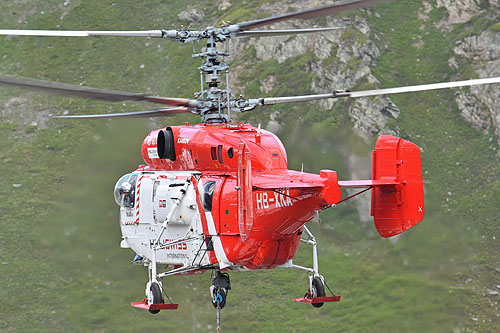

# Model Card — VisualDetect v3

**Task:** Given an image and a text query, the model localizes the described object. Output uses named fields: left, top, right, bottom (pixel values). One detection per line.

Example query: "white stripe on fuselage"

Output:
left=197, top=181, right=233, bottom=269
left=205, top=212, right=232, bottom=269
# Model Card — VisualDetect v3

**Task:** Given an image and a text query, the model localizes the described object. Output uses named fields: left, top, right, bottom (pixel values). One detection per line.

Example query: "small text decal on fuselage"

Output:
left=256, top=189, right=293, bottom=210
left=147, top=147, right=159, bottom=159
left=177, top=137, right=189, bottom=144
left=157, top=239, right=188, bottom=251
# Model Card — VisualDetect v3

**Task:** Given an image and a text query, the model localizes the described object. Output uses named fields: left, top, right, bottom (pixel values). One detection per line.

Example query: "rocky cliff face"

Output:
left=420, top=1, right=500, bottom=148
left=226, top=0, right=499, bottom=144
left=228, top=0, right=400, bottom=138
left=454, top=30, right=500, bottom=145
left=440, top=0, right=500, bottom=147
left=435, top=0, right=483, bottom=25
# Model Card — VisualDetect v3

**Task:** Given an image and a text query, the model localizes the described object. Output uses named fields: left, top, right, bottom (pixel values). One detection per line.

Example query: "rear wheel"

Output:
left=311, top=277, right=325, bottom=308
left=148, top=282, right=162, bottom=314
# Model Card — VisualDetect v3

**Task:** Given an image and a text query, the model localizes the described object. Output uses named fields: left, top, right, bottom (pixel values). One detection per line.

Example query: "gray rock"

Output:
left=435, top=0, right=482, bottom=25
left=0, top=97, right=52, bottom=130
left=177, top=6, right=205, bottom=24
left=218, top=0, right=231, bottom=11
left=487, top=289, right=500, bottom=296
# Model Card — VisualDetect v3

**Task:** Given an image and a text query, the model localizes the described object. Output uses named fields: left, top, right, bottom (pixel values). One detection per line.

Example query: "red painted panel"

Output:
left=141, top=123, right=288, bottom=172
left=250, top=239, right=279, bottom=267
left=238, top=141, right=254, bottom=242
left=131, top=299, right=178, bottom=310
left=293, top=296, right=341, bottom=303
left=219, top=177, right=239, bottom=234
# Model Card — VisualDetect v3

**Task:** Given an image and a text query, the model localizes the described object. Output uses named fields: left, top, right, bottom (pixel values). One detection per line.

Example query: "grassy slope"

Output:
left=1, top=0, right=499, bottom=332
left=366, top=2, right=500, bottom=331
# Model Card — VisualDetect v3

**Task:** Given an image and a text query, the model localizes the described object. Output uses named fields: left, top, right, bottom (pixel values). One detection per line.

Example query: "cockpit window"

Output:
left=202, top=181, right=216, bottom=212
left=114, top=173, right=138, bottom=208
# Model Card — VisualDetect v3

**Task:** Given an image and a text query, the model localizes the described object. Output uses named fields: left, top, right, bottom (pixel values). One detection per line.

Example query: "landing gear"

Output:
left=146, top=250, right=163, bottom=314
left=148, top=282, right=163, bottom=314
left=292, top=225, right=341, bottom=306
left=131, top=254, right=179, bottom=312
left=311, top=276, right=326, bottom=308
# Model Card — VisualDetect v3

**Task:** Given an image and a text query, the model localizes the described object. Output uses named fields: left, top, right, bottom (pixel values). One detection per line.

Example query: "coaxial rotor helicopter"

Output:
left=1, top=0, right=500, bottom=330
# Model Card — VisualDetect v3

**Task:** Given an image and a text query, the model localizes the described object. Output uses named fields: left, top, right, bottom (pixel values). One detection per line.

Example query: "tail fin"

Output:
left=370, top=135, right=425, bottom=237
left=337, top=135, right=425, bottom=237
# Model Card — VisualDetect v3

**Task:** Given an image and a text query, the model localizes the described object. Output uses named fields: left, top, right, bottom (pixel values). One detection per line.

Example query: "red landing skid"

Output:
left=131, top=298, right=179, bottom=310
left=293, top=294, right=341, bottom=304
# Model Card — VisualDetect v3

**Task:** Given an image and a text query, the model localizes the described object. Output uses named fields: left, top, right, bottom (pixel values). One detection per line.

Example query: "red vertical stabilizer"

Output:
left=370, top=135, right=425, bottom=237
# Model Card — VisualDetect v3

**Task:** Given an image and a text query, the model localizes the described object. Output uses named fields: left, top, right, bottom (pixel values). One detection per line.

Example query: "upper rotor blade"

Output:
left=234, top=27, right=343, bottom=38
left=0, top=74, right=192, bottom=106
left=254, top=77, right=500, bottom=106
left=53, top=107, right=190, bottom=119
left=237, top=0, right=388, bottom=31
left=0, top=29, right=164, bottom=37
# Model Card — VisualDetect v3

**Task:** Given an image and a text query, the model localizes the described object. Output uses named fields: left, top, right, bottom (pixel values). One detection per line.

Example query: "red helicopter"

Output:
left=1, top=0, right=499, bottom=328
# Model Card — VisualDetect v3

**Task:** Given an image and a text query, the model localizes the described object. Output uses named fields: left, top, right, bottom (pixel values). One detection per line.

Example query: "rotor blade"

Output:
left=234, top=27, right=343, bottom=38
left=348, top=77, right=500, bottom=98
left=253, top=77, right=500, bottom=106
left=237, top=0, right=388, bottom=31
left=53, top=107, right=190, bottom=119
left=0, top=29, right=164, bottom=37
left=0, top=74, right=193, bottom=106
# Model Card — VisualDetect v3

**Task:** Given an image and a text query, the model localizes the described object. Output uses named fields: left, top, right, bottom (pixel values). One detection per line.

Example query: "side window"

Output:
left=202, top=181, right=216, bottom=212
left=211, top=147, right=217, bottom=160
left=217, top=145, right=223, bottom=163
left=152, top=181, right=160, bottom=202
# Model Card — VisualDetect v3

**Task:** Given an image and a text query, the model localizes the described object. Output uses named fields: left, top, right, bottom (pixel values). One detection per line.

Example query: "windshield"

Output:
left=114, top=173, right=138, bottom=208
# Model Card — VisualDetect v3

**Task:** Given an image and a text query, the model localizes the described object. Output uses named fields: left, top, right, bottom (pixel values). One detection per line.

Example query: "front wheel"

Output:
left=311, top=277, right=325, bottom=308
left=148, top=282, right=163, bottom=314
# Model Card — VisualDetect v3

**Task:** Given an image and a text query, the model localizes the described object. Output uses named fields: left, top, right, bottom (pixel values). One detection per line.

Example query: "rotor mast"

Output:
left=163, top=25, right=239, bottom=123
left=193, top=31, right=231, bottom=124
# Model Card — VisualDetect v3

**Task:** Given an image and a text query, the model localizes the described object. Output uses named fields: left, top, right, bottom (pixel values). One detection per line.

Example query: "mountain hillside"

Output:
left=1, top=1, right=499, bottom=332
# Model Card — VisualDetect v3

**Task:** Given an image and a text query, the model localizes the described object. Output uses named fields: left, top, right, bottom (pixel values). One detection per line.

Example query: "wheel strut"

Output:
left=291, top=225, right=341, bottom=307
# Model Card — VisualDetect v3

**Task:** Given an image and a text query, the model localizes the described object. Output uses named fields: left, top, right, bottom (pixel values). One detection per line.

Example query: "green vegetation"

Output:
left=1, top=0, right=499, bottom=332
left=493, top=22, right=500, bottom=32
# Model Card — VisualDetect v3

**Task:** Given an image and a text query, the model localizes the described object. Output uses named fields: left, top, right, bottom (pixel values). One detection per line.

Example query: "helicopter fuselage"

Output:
left=117, top=123, right=339, bottom=271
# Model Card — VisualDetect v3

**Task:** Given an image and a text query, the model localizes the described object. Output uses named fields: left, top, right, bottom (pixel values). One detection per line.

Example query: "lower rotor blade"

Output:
left=0, top=74, right=192, bottom=106
left=349, top=77, right=500, bottom=98
left=53, top=107, right=190, bottom=119
left=234, top=27, right=343, bottom=38
left=0, top=30, right=164, bottom=37
left=254, top=77, right=500, bottom=105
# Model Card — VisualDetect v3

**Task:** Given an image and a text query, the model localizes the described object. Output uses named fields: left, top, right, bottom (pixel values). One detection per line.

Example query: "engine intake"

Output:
left=157, top=128, right=176, bottom=161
